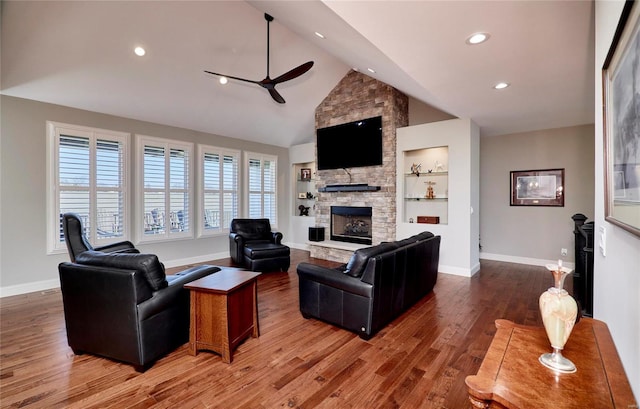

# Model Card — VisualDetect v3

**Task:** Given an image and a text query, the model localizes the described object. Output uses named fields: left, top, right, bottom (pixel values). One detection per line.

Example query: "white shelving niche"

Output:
left=293, top=161, right=317, bottom=218
left=403, top=146, right=449, bottom=225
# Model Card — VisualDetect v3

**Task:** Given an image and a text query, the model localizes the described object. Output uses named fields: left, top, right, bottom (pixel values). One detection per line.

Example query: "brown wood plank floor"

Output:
left=0, top=250, right=558, bottom=409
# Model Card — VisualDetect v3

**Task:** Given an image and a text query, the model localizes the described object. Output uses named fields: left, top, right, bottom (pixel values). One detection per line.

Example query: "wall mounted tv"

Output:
left=316, top=116, right=383, bottom=170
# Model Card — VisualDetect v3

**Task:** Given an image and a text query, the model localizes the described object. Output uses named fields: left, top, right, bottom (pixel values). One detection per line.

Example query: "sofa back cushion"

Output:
left=230, top=218, right=272, bottom=241
left=75, top=250, right=168, bottom=291
left=344, top=243, right=397, bottom=278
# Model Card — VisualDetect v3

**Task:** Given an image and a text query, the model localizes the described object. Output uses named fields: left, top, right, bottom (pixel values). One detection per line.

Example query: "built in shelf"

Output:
left=404, top=171, right=447, bottom=177
left=404, top=197, right=448, bottom=201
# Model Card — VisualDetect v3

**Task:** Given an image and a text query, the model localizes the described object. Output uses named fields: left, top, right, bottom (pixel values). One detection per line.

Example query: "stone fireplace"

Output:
left=331, top=206, right=372, bottom=245
left=310, top=70, right=409, bottom=263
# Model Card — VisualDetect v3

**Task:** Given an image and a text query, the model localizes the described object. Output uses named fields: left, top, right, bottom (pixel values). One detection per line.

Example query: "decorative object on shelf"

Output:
left=434, top=161, right=445, bottom=172
left=306, top=192, right=314, bottom=199
left=409, top=217, right=414, bottom=223
left=417, top=216, right=440, bottom=224
left=298, top=205, right=310, bottom=216
left=300, top=168, right=312, bottom=181
left=298, top=193, right=307, bottom=199
left=602, top=0, right=640, bottom=237
left=410, top=163, right=422, bottom=177
left=510, top=168, right=564, bottom=206
left=538, top=260, right=578, bottom=373
left=425, top=181, right=436, bottom=199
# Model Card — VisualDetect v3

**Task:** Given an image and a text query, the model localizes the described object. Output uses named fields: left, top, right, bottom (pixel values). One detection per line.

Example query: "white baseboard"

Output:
left=0, top=279, right=60, bottom=298
left=480, top=252, right=575, bottom=269
left=162, top=251, right=229, bottom=268
left=439, top=262, right=481, bottom=278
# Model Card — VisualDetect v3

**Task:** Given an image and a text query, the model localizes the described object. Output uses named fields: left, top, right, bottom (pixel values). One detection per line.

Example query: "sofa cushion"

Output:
left=344, top=243, right=398, bottom=278
left=75, top=250, right=168, bottom=291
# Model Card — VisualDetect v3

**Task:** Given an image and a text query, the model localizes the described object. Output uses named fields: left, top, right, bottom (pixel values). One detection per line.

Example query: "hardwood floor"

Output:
left=0, top=250, right=558, bottom=409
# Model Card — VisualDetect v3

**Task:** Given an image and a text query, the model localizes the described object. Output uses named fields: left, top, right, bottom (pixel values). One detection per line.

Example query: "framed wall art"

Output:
left=602, top=0, right=640, bottom=237
left=510, top=169, right=564, bottom=207
left=300, top=168, right=311, bottom=181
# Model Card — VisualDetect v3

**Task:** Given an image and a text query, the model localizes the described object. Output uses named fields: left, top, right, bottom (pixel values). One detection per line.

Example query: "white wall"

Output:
left=480, top=125, right=595, bottom=267
left=595, top=0, right=640, bottom=397
left=0, top=95, right=290, bottom=296
left=397, top=118, right=480, bottom=277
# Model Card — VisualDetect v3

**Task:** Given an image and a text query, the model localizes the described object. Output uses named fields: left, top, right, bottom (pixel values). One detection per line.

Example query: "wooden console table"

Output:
left=465, top=319, right=636, bottom=408
left=185, top=269, right=260, bottom=363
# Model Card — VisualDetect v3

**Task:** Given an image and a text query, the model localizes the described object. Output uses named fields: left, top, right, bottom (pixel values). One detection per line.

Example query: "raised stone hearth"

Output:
left=311, top=70, right=408, bottom=262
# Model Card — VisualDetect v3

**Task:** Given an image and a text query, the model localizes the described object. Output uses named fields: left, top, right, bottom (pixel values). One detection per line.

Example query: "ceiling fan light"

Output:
left=219, top=76, right=228, bottom=85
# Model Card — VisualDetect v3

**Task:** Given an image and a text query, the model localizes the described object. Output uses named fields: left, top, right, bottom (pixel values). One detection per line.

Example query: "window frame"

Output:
left=46, top=121, right=130, bottom=255
left=135, top=135, right=194, bottom=243
left=244, top=151, right=278, bottom=227
left=197, top=144, right=240, bottom=237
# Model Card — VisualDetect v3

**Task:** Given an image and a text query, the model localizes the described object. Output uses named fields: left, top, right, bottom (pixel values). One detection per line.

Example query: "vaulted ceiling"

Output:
left=1, top=1, right=594, bottom=148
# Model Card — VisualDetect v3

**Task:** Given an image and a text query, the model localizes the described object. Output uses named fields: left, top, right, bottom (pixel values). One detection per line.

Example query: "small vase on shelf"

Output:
left=538, top=260, right=578, bottom=373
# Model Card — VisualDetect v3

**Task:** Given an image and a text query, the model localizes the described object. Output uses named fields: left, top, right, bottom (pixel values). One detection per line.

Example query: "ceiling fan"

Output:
left=204, top=13, right=314, bottom=104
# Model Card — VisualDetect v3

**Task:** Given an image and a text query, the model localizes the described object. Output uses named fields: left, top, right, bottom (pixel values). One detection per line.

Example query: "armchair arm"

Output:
left=229, top=233, right=245, bottom=264
left=296, top=262, right=373, bottom=298
left=271, top=231, right=283, bottom=244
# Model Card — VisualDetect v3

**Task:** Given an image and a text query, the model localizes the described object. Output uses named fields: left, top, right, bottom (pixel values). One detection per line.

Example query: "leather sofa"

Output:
left=58, top=250, right=220, bottom=371
left=229, top=218, right=290, bottom=272
left=297, top=232, right=440, bottom=339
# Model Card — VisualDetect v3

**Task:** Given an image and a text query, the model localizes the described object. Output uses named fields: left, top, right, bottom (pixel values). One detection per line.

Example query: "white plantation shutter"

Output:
left=47, top=122, right=128, bottom=253
left=245, top=153, right=277, bottom=225
left=138, top=136, right=192, bottom=241
left=200, top=146, right=239, bottom=235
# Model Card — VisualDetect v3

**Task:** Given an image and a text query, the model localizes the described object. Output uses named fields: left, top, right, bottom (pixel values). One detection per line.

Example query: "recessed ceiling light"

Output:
left=219, top=76, right=228, bottom=85
left=134, top=46, right=146, bottom=57
left=314, top=31, right=325, bottom=39
left=494, top=82, right=510, bottom=90
left=466, top=32, right=490, bottom=45
left=367, top=68, right=376, bottom=73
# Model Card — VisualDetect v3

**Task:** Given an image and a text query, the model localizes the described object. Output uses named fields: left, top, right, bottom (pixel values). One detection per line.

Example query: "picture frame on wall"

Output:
left=510, top=169, right=564, bottom=207
left=602, top=0, right=640, bottom=237
left=300, top=168, right=312, bottom=181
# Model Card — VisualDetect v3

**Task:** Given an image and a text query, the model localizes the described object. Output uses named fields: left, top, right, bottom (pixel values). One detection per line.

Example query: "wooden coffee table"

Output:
left=185, top=269, right=261, bottom=363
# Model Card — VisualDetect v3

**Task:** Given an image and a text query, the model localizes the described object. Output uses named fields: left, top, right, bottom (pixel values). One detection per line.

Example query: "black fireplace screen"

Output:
left=330, top=206, right=372, bottom=245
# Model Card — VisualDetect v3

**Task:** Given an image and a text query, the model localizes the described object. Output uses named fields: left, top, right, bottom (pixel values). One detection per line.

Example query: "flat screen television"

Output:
left=316, top=116, right=383, bottom=170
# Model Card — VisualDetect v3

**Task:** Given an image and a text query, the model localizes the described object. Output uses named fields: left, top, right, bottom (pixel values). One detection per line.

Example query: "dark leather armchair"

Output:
left=61, top=212, right=138, bottom=262
left=229, top=218, right=290, bottom=272
left=59, top=251, right=220, bottom=371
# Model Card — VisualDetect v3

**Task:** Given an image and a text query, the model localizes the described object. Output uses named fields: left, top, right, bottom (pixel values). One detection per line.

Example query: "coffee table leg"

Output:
left=189, top=292, right=198, bottom=356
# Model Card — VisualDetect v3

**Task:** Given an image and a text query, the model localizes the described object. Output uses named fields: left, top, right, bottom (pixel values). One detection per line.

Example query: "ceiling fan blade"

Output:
left=204, top=70, right=259, bottom=85
left=268, top=88, right=286, bottom=104
left=272, top=61, right=314, bottom=84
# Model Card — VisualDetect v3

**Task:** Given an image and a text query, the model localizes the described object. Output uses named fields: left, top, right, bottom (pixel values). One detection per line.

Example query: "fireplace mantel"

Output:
left=318, top=184, right=381, bottom=193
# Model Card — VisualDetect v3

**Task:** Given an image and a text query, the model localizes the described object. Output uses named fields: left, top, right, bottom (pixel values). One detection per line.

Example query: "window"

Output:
left=46, top=121, right=129, bottom=254
left=137, top=135, right=192, bottom=241
left=198, top=145, right=239, bottom=236
left=245, top=152, right=277, bottom=226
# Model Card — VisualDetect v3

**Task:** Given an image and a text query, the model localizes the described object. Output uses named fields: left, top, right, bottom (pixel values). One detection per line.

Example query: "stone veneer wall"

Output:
left=311, top=70, right=408, bottom=262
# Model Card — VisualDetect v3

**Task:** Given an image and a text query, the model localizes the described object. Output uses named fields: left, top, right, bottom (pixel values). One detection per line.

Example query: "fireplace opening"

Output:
left=330, top=206, right=373, bottom=245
